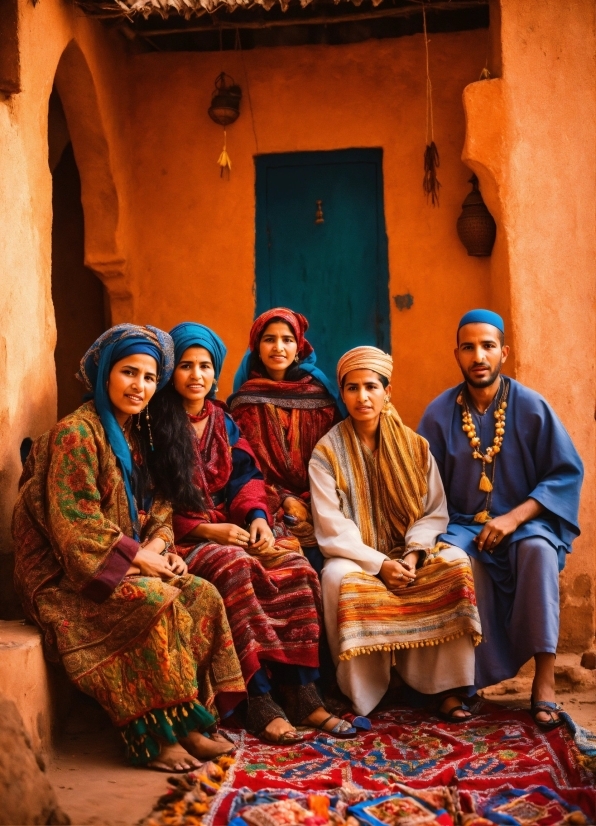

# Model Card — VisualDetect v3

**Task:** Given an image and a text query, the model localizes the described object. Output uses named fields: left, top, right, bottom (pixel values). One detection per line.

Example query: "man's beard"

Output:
left=461, top=362, right=502, bottom=389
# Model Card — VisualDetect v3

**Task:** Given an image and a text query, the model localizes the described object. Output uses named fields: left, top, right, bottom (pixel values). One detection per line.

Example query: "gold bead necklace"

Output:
left=460, top=378, right=510, bottom=524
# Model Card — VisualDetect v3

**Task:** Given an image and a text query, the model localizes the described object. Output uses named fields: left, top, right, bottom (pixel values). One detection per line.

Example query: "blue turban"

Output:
left=77, top=324, right=175, bottom=538
left=169, top=323, right=227, bottom=396
left=458, top=309, right=505, bottom=334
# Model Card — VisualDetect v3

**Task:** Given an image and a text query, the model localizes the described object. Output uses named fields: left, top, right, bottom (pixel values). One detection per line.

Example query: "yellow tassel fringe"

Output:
left=338, top=630, right=483, bottom=661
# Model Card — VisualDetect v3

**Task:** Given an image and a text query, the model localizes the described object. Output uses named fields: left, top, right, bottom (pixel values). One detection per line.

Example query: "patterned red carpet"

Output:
left=210, top=702, right=596, bottom=823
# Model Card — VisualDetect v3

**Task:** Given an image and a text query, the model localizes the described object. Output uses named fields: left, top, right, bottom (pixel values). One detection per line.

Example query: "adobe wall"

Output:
left=0, top=0, right=129, bottom=614
left=124, top=32, right=491, bottom=416
left=462, top=0, right=596, bottom=651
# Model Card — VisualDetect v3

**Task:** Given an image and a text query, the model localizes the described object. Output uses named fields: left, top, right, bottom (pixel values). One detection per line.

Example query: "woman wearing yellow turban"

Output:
left=309, top=347, right=482, bottom=718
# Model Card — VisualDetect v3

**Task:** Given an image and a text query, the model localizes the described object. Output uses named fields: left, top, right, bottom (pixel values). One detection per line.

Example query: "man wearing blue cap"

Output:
left=418, top=309, right=584, bottom=729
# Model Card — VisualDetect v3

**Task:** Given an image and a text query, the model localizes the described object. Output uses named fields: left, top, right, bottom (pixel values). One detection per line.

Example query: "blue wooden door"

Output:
left=255, top=149, right=390, bottom=381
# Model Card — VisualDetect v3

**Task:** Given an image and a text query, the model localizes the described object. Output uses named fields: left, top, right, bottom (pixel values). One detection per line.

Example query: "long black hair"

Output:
left=144, top=383, right=205, bottom=513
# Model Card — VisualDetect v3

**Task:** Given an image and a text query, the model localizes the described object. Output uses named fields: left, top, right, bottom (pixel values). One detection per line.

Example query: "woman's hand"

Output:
left=132, top=547, right=177, bottom=580
left=380, top=559, right=416, bottom=591
left=141, top=536, right=167, bottom=556
left=193, top=523, right=251, bottom=547
left=248, top=518, right=275, bottom=551
left=166, top=553, right=188, bottom=576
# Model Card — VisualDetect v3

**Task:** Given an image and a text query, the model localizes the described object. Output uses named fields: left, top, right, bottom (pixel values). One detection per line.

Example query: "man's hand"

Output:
left=249, top=518, right=275, bottom=550
left=380, top=559, right=416, bottom=590
left=475, top=498, right=544, bottom=552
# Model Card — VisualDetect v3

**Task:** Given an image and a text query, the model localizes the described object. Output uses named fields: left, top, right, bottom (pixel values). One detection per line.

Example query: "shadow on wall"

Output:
left=49, top=88, right=108, bottom=420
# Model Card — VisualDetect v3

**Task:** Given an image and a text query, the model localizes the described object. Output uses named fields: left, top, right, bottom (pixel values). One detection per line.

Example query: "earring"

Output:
left=145, top=407, right=154, bottom=451
left=384, top=395, right=390, bottom=405
left=135, top=413, right=141, bottom=432
left=213, top=381, right=218, bottom=394
left=294, top=355, right=299, bottom=363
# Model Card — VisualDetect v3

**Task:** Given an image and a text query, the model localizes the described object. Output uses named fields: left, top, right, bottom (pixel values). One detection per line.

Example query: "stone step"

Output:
left=0, top=620, right=71, bottom=757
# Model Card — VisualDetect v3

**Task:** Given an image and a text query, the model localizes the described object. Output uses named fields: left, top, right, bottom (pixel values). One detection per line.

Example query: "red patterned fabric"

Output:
left=211, top=702, right=596, bottom=823
left=174, top=401, right=322, bottom=684
left=230, top=376, right=340, bottom=509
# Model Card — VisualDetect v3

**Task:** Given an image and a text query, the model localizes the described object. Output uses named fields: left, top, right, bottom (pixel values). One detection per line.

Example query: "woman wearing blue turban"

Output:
left=13, top=324, right=245, bottom=772
left=149, top=322, right=357, bottom=744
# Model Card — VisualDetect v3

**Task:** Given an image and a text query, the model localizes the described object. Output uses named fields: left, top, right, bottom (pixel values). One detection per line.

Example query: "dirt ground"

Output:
left=47, top=657, right=596, bottom=826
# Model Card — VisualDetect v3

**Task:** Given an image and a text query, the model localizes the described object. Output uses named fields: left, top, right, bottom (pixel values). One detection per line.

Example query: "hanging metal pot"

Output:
left=208, top=72, right=242, bottom=127
left=457, top=175, right=496, bottom=257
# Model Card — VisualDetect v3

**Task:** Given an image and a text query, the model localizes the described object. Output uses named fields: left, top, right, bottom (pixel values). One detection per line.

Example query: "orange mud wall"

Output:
left=0, top=0, right=130, bottom=615
left=463, top=0, right=596, bottom=651
left=126, top=32, right=491, bottom=419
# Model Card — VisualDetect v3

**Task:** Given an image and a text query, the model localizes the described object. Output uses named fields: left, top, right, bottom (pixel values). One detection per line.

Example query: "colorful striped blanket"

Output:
left=337, top=547, right=482, bottom=661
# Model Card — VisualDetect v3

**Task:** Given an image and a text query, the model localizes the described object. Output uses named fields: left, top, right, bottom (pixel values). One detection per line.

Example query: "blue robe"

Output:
left=418, top=377, right=583, bottom=686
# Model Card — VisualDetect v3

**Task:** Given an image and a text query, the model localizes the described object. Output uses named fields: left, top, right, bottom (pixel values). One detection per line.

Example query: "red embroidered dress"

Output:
left=173, top=400, right=322, bottom=684
left=229, top=375, right=340, bottom=547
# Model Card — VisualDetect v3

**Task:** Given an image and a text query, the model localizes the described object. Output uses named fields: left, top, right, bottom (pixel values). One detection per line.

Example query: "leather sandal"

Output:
left=530, top=697, right=564, bottom=731
left=306, top=713, right=358, bottom=739
left=437, top=700, right=472, bottom=724
left=245, top=693, right=306, bottom=746
left=282, top=683, right=358, bottom=739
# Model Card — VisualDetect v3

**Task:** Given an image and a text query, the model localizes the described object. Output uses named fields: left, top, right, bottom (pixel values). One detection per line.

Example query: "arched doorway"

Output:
left=49, top=88, right=108, bottom=419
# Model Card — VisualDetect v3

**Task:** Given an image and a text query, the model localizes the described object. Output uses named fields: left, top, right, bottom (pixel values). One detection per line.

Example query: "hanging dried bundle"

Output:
left=423, top=141, right=441, bottom=206
left=217, top=130, right=232, bottom=178
left=422, top=6, right=441, bottom=206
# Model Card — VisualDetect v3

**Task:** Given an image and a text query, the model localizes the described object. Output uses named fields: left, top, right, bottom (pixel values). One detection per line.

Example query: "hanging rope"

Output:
left=422, top=6, right=441, bottom=206
left=236, top=28, right=259, bottom=153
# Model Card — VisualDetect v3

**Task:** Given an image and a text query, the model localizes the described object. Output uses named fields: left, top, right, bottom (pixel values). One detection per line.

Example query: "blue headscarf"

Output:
left=458, top=309, right=505, bottom=334
left=77, top=324, right=174, bottom=538
left=169, top=322, right=227, bottom=397
left=169, top=322, right=241, bottom=445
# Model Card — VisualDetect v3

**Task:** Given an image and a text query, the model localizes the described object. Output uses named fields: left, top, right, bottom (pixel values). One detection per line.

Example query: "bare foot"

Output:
left=262, top=716, right=302, bottom=744
left=148, top=742, right=203, bottom=772
left=179, top=730, right=235, bottom=760
left=439, top=696, right=471, bottom=720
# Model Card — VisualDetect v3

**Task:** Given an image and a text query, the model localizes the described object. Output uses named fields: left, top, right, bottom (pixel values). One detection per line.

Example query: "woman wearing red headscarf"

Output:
left=229, top=309, right=343, bottom=575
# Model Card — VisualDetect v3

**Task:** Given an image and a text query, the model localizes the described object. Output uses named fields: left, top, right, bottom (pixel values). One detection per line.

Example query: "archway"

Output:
left=49, top=88, right=108, bottom=418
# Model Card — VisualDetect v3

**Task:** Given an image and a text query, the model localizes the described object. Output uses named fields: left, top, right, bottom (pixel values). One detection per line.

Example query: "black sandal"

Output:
left=530, top=697, right=564, bottom=731
left=283, top=683, right=358, bottom=739
left=245, top=693, right=306, bottom=745
left=437, top=699, right=473, bottom=724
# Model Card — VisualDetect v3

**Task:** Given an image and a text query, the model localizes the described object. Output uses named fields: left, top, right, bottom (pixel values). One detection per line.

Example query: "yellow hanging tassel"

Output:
left=474, top=510, right=492, bottom=524
left=217, top=129, right=232, bottom=178
left=479, top=472, right=493, bottom=493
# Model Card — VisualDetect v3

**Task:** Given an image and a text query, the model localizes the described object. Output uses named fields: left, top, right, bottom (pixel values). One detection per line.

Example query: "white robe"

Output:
left=309, top=452, right=476, bottom=716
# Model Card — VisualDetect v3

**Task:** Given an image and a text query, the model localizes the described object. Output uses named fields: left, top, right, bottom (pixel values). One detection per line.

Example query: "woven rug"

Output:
left=205, top=702, right=596, bottom=824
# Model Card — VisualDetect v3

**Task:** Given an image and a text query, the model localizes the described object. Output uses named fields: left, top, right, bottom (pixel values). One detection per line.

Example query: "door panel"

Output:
left=255, top=149, right=390, bottom=382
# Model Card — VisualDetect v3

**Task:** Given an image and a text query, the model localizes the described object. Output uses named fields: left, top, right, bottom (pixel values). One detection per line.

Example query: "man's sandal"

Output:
left=245, top=693, right=306, bottom=745
left=530, top=697, right=564, bottom=731
left=437, top=701, right=473, bottom=724
left=284, top=683, right=358, bottom=739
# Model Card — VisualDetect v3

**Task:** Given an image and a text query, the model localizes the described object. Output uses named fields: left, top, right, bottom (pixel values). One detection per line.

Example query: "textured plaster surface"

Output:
left=462, top=0, right=596, bottom=651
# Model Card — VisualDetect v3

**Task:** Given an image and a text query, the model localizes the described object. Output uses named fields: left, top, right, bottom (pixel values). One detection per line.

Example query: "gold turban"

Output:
left=336, top=346, right=393, bottom=386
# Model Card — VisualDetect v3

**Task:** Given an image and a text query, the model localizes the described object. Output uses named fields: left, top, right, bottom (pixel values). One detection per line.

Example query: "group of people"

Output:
left=12, top=306, right=583, bottom=773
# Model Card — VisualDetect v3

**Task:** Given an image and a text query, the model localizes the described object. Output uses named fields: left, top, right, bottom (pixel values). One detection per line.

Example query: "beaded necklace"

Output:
left=459, top=377, right=510, bottom=524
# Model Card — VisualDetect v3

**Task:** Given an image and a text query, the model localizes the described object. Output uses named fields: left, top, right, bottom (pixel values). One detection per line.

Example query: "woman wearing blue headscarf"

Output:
left=149, top=322, right=357, bottom=744
left=13, top=324, right=245, bottom=772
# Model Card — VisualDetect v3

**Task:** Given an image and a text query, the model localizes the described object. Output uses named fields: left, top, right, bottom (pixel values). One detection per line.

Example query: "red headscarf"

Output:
left=248, top=308, right=314, bottom=360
